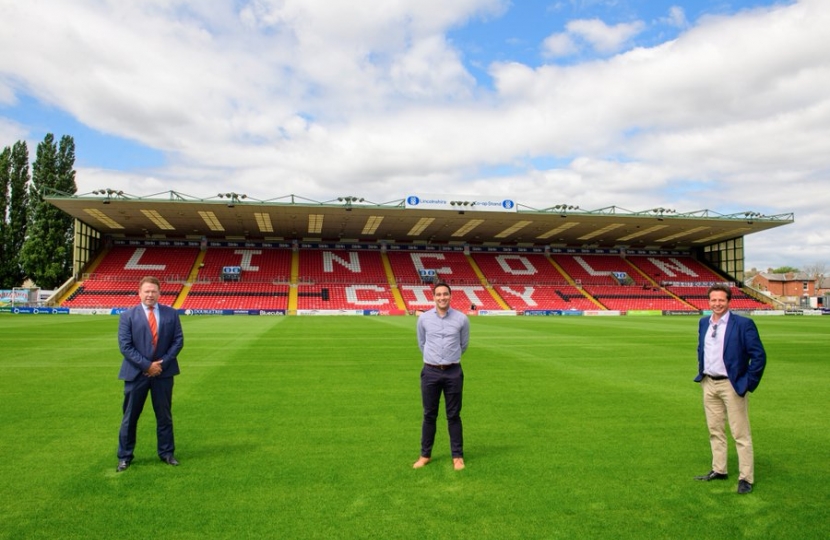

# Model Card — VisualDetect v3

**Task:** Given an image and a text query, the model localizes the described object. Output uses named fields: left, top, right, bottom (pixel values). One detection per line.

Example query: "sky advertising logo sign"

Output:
left=405, top=194, right=517, bottom=213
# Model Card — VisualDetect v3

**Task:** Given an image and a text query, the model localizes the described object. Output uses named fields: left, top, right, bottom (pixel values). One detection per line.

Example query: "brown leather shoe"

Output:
left=453, top=457, right=465, bottom=471
left=412, top=456, right=431, bottom=469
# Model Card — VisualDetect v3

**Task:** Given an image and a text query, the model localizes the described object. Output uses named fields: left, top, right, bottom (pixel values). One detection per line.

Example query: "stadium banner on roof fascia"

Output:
left=405, top=194, right=517, bottom=213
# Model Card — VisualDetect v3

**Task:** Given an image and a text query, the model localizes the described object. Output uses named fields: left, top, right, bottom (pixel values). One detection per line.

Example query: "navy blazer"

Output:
left=695, top=312, right=766, bottom=397
left=118, top=303, right=184, bottom=382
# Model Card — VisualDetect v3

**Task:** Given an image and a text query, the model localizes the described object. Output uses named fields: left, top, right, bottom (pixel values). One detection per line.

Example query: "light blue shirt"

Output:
left=703, top=311, right=730, bottom=377
left=417, top=308, right=470, bottom=366
left=141, top=302, right=161, bottom=332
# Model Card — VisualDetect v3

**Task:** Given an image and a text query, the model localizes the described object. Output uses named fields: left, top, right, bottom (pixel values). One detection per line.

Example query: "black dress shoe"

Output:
left=161, top=455, right=179, bottom=466
left=737, top=479, right=753, bottom=494
left=694, top=470, right=728, bottom=481
left=116, top=460, right=131, bottom=473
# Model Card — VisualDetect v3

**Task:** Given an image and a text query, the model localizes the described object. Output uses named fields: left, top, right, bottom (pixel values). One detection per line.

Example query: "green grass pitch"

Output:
left=1, top=314, right=828, bottom=539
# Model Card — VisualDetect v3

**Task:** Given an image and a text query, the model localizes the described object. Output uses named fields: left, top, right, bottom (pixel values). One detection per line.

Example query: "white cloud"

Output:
left=0, top=118, right=27, bottom=147
left=541, top=17, right=646, bottom=58
left=389, top=35, right=476, bottom=99
left=1, top=0, right=829, bottom=269
left=565, top=18, right=646, bottom=54
left=541, top=33, right=579, bottom=58
left=660, top=6, right=688, bottom=28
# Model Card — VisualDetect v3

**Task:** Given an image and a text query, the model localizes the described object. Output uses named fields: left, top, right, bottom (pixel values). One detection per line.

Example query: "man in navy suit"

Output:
left=116, top=276, right=184, bottom=472
left=694, top=283, right=766, bottom=494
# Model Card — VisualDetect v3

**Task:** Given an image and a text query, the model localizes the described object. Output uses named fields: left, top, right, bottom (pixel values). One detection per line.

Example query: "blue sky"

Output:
left=1, top=95, right=167, bottom=169
left=1, top=0, right=826, bottom=271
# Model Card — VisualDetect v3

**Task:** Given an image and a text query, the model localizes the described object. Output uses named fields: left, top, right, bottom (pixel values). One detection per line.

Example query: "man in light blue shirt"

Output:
left=413, top=282, right=470, bottom=471
left=694, top=283, right=766, bottom=494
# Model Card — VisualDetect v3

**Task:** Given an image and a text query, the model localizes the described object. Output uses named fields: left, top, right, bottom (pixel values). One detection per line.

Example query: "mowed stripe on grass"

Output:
left=0, top=314, right=827, bottom=539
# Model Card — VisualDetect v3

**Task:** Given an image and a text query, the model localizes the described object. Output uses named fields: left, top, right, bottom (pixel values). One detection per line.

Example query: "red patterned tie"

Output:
left=148, top=306, right=158, bottom=349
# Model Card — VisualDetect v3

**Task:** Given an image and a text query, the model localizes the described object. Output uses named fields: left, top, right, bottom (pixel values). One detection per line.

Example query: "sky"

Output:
left=1, top=0, right=827, bottom=272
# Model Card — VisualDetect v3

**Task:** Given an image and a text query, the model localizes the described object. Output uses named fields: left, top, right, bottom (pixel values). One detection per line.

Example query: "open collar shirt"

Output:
left=417, top=307, right=470, bottom=366
left=703, top=311, right=730, bottom=377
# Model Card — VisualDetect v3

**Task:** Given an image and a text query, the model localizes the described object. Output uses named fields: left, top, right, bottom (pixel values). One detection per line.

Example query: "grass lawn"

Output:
left=0, top=314, right=828, bottom=539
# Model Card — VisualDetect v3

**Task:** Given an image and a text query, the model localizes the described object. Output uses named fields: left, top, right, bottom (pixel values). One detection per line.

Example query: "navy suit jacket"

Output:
left=695, top=311, right=766, bottom=397
left=118, top=303, right=184, bottom=382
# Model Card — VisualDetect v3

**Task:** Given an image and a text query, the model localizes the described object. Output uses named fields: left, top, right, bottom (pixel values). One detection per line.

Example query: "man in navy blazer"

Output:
left=694, top=283, right=766, bottom=494
left=116, top=276, right=184, bottom=472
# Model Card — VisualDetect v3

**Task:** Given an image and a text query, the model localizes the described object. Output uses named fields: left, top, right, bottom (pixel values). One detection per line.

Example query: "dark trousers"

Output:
left=420, top=364, right=464, bottom=458
left=118, top=375, right=175, bottom=461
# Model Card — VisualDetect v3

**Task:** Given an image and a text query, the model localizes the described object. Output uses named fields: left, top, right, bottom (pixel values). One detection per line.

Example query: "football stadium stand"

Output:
left=197, top=247, right=292, bottom=283
left=62, top=246, right=196, bottom=308
left=298, top=249, right=388, bottom=284
left=295, top=284, right=398, bottom=310
left=387, top=251, right=482, bottom=286
left=88, top=246, right=199, bottom=282
left=398, top=283, right=503, bottom=312
left=627, top=255, right=724, bottom=284
left=471, top=252, right=566, bottom=285
left=495, top=284, right=599, bottom=311
left=58, top=245, right=771, bottom=313
left=180, top=247, right=293, bottom=310
left=182, top=282, right=290, bottom=311
left=62, top=279, right=183, bottom=309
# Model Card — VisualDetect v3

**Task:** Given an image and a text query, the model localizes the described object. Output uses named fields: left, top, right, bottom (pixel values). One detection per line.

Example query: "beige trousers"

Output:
left=702, top=376, right=754, bottom=483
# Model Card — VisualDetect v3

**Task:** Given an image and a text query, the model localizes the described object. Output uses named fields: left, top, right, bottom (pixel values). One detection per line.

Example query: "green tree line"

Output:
left=1, top=134, right=77, bottom=289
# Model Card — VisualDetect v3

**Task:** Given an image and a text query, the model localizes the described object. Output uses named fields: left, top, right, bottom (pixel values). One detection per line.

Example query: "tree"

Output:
left=0, top=146, right=9, bottom=287
left=771, top=266, right=799, bottom=274
left=20, top=134, right=76, bottom=289
left=0, top=141, right=30, bottom=287
left=802, top=262, right=826, bottom=286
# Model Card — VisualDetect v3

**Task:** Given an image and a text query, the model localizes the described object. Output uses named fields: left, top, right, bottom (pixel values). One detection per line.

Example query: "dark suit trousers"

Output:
left=420, top=364, right=464, bottom=458
left=118, top=375, right=175, bottom=460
